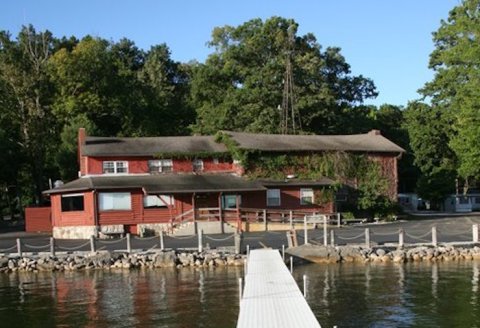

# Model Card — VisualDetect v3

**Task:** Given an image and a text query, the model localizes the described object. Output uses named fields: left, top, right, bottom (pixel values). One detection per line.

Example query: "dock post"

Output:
left=473, top=224, right=479, bottom=243
left=50, top=237, right=55, bottom=257
left=263, top=209, right=267, bottom=231
left=16, top=238, right=22, bottom=257
left=198, top=229, right=203, bottom=253
left=304, top=215, right=308, bottom=245
left=238, top=277, right=243, bottom=304
left=303, top=275, right=307, bottom=298
left=365, top=228, right=370, bottom=248
left=432, top=226, right=437, bottom=247
left=247, top=244, right=250, bottom=256
left=330, top=230, right=335, bottom=246
left=337, top=212, right=341, bottom=227
left=323, top=215, right=328, bottom=246
left=289, top=211, right=293, bottom=229
left=90, top=235, right=96, bottom=253
left=126, top=233, right=132, bottom=253
left=290, top=256, right=293, bottom=273
left=159, top=230, right=165, bottom=250
left=399, top=229, right=404, bottom=249
left=234, top=232, right=242, bottom=254
left=282, top=244, right=285, bottom=261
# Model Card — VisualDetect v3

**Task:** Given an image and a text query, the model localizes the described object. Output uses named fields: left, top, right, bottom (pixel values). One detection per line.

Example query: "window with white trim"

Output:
left=222, top=194, right=241, bottom=209
left=99, top=192, right=131, bottom=211
left=300, top=188, right=314, bottom=205
left=102, top=161, right=128, bottom=174
left=267, top=189, right=281, bottom=206
left=148, top=159, right=173, bottom=173
left=143, top=195, right=174, bottom=208
left=61, top=193, right=84, bottom=212
left=192, top=159, right=204, bottom=171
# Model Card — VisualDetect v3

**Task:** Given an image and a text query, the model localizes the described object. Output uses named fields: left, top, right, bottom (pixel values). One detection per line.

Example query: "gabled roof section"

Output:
left=223, top=130, right=405, bottom=153
left=43, top=174, right=265, bottom=195
left=82, top=135, right=227, bottom=157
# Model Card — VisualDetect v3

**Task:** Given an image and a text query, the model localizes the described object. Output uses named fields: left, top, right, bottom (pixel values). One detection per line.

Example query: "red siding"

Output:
left=368, top=153, right=398, bottom=200
left=25, top=207, right=52, bottom=232
left=52, top=192, right=96, bottom=227
left=87, top=157, right=149, bottom=175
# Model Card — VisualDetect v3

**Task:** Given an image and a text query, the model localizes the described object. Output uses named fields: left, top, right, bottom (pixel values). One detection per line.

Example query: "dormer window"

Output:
left=192, top=159, right=204, bottom=172
left=103, top=161, right=128, bottom=174
left=148, top=159, right=173, bottom=173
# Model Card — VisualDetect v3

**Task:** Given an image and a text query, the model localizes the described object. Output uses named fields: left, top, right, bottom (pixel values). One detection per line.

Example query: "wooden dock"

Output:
left=237, top=249, right=321, bottom=328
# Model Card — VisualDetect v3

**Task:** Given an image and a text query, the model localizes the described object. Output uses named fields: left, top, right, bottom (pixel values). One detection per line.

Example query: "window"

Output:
left=148, top=159, right=173, bottom=173
left=213, top=158, right=219, bottom=165
left=267, top=189, right=281, bottom=206
left=300, top=188, right=314, bottom=205
left=222, top=195, right=240, bottom=209
left=102, top=161, right=128, bottom=174
left=143, top=195, right=174, bottom=208
left=193, top=159, right=204, bottom=171
left=61, top=194, right=84, bottom=212
left=99, top=192, right=131, bottom=211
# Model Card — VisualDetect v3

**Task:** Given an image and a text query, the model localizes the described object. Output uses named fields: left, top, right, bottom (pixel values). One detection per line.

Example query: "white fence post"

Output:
left=126, top=233, right=132, bottom=253
left=263, top=209, right=267, bottom=231
left=330, top=230, right=335, bottom=246
left=290, top=256, right=293, bottom=273
left=304, top=215, right=308, bottom=245
left=365, top=228, right=370, bottom=248
left=90, top=235, right=96, bottom=253
left=198, top=229, right=203, bottom=253
left=160, top=230, right=165, bottom=250
left=50, top=237, right=55, bottom=256
left=303, top=274, right=307, bottom=297
left=323, top=215, right=328, bottom=246
left=337, top=212, right=341, bottom=227
left=399, top=228, right=404, bottom=249
left=16, top=238, right=22, bottom=257
left=432, top=226, right=437, bottom=247
left=289, top=211, right=293, bottom=229
left=473, top=224, right=479, bottom=243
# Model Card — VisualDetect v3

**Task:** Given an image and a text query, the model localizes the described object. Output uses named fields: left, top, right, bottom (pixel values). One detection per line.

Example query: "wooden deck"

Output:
left=237, top=249, right=321, bottom=328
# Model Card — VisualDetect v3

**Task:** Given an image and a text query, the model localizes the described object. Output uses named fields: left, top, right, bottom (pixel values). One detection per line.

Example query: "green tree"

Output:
left=421, top=0, right=480, bottom=190
left=190, top=17, right=377, bottom=135
left=0, top=26, right=56, bottom=204
left=404, top=101, right=456, bottom=205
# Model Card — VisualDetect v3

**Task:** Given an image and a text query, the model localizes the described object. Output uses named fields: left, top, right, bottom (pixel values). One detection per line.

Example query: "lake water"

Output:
left=1, top=261, right=480, bottom=327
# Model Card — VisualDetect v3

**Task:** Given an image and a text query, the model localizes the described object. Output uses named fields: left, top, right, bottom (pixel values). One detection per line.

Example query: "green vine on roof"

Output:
left=153, top=151, right=231, bottom=160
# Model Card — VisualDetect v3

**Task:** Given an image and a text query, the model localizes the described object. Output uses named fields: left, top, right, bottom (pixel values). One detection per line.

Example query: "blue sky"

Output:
left=2, top=0, right=459, bottom=107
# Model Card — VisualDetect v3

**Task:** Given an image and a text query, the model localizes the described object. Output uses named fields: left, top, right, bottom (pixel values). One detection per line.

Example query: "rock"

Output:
left=392, top=250, right=405, bottom=263
left=339, top=246, right=365, bottom=262
left=154, top=251, right=177, bottom=268
left=0, top=258, right=8, bottom=269
left=287, top=245, right=341, bottom=264
left=376, top=249, right=386, bottom=257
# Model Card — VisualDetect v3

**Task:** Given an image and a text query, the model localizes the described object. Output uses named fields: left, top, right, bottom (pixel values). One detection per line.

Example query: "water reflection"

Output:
left=0, top=267, right=242, bottom=328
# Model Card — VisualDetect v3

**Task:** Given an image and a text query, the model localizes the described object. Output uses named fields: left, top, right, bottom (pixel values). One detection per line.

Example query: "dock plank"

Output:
left=237, top=249, right=321, bottom=328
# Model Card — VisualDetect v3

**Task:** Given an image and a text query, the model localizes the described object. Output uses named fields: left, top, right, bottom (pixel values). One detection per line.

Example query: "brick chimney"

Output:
left=78, top=128, right=86, bottom=167
left=368, top=129, right=382, bottom=136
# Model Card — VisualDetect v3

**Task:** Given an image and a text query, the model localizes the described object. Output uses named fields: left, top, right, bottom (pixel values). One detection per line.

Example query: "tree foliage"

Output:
left=190, top=17, right=377, bottom=135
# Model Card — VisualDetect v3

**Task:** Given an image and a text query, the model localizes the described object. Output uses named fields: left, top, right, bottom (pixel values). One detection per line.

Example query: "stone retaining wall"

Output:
left=53, top=226, right=98, bottom=239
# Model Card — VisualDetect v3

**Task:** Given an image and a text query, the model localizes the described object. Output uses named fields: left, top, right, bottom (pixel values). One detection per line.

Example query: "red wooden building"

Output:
left=38, top=128, right=404, bottom=238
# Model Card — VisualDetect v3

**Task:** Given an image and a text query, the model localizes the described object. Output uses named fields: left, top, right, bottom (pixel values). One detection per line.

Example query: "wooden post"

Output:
left=473, top=224, right=479, bottom=243
left=126, top=233, right=132, bottom=253
left=238, top=277, right=243, bottom=304
left=303, top=275, right=307, bottom=298
left=323, top=215, right=328, bottom=246
left=289, top=210, right=293, bottom=229
left=90, top=235, right=96, bottom=253
left=198, top=229, right=203, bottom=253
left=304, top=215, right=308, bottom=245
left=160, top=230, right=165, bottom=250
left=50, top=237, right=55, bottom=257
left=330, top=230, right=335, bottom=246
left=263, top=209, right=267, bottom=231
left=290, top=256, right=293, bottom=273
left=16, top=238, right=22, bottom=257
left=399, top=228, right=404, bottom=249
left=337, top=212, right=341, bottom=227
left=432, top=226, right=437, bottom=247
left=365, top=228, right=370, bottom=248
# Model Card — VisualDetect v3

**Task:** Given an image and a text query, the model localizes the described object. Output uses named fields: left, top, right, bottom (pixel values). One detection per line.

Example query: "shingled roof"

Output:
left=44, top=174, right=265, bottom=195
left=82, top=136, right=227, bottom=157
left=224, top=130, right=405, bottom=153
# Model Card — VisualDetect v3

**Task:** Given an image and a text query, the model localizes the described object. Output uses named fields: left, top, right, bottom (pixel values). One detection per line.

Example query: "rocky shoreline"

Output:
left=0, top=250, right=246, bottom=273
left=287, top=244, right=480, bottom=264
